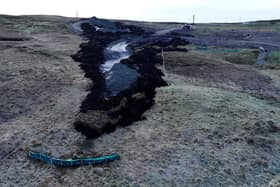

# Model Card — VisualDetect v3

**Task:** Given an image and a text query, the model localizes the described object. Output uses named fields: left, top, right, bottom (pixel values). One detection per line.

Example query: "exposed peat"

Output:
left=72, top=20, right=170, bottom=138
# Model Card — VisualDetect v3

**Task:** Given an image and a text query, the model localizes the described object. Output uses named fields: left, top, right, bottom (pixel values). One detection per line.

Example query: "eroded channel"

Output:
left=72, top=19, right=167, bottom=139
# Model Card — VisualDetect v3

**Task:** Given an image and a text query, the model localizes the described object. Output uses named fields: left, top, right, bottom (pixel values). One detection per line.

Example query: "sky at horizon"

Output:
left=1, top=0, right=280, bottom=23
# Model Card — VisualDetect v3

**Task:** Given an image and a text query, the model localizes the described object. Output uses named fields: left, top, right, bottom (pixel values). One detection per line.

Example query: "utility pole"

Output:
left=193, top=14, right=195, bottom=25
left=76, top=11, right=79, bottom=18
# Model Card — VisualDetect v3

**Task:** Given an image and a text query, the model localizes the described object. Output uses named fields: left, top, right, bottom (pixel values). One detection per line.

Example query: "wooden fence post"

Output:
left=162, top=48, right=167, bottom=75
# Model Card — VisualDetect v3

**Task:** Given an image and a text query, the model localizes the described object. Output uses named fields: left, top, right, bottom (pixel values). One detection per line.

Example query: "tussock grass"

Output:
left=267, top=51, right=280, bottom=64
left=200, top=48, right=259, bottom=65
left=166, top=45, right=259, bottom=65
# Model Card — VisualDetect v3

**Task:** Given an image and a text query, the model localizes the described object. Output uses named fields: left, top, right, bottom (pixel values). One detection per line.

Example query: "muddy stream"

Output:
left=102, top=40, right=138, bottom=97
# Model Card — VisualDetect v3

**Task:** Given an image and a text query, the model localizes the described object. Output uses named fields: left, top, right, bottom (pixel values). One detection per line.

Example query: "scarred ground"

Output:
left=0, top=15, right=280, bottom=186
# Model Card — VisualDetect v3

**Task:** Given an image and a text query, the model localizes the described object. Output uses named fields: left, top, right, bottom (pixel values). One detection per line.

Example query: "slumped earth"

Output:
left=0, top=15, right=280, bottom=186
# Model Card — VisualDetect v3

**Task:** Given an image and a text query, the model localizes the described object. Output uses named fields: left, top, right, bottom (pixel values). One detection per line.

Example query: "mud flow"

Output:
left=72, top=20, right=167, bottom=138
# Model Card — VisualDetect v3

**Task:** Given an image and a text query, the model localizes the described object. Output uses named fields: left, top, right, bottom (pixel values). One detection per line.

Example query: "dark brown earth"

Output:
left=72, top=22, right=167, bottom=139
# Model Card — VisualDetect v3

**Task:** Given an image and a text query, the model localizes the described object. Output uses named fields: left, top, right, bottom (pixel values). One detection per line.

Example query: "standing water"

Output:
left=101, top=40, right=138, bottom=97
left=101, top=41, right=130, bottom=72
